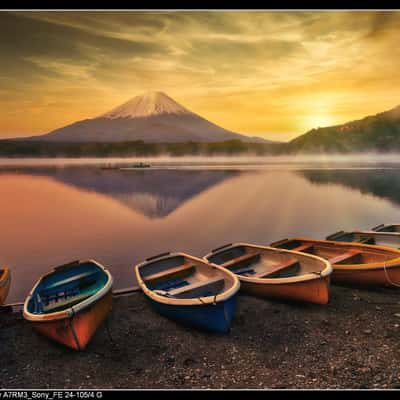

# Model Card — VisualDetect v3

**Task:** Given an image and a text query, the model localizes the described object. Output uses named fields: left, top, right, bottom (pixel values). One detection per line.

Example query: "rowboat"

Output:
left=372, top=224, right=400, bottom=233
left=326, top=230, right=400, bottom=248
left=0, top=267, right=11, bottom=305
left=270, top=238, right=400, bottom=288
left=204, top=243, right=332, bottom=304
left=23, top=260, right=113, bottom=350
left=134, top=252, right=240, bottom=333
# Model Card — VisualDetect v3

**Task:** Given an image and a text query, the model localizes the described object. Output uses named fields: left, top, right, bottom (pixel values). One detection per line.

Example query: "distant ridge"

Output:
left=30, top=91, right=269, bottom=144
left=289, top=104, right=400, bottom=153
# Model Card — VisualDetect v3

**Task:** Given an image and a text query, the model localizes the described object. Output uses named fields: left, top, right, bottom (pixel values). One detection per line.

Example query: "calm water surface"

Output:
left=2, top=161, right=400, bottom=302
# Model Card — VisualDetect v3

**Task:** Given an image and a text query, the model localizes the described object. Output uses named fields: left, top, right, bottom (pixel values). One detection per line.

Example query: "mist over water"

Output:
left=2, top=153, right=400, bottom=168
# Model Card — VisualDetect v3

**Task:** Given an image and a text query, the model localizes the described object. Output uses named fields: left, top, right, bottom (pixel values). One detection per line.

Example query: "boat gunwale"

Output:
left=23, top=259, right=113, bottom=322
left=203, top=242, right=332, bottom=284
left=277, top=238, right=400, bottom=271
left=0, top=267, right=11, bottom=289
left=351, top=230, right=400, bottom=238
left=372, top=224, right=399, bottom=231
left=134, top=252, right=240, bottom=306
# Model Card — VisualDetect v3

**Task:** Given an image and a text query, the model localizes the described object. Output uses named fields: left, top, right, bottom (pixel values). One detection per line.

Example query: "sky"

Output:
left=1, top=10, right=400, bottom=141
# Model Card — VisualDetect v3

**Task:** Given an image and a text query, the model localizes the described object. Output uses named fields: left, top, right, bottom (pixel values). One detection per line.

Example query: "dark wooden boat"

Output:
left=204, top=243, right=332, bottom=304
left=326, top=230, right=400, bottom=248
left=0, top=267, right=11, bottom=305
left=23, top=260, right=113, bottom=350
left=372, top=224, right=400, bottom=233
left=271, top=238, right=400, bottom=287
left=135, top=252, right=240, bottom=333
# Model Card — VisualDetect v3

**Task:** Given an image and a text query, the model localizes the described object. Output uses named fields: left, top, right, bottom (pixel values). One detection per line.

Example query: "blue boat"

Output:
left=134, top=252, right=240, bottom=333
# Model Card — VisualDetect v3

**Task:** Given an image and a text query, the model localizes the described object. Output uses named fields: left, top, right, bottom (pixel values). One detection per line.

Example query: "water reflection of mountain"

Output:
left=26, top=168, right=241, bottom=218
left=300, top=169, right=400, bottom=206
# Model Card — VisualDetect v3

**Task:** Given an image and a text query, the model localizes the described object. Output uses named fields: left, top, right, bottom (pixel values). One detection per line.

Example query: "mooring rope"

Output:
left=383, top=261, right=400, bottom=288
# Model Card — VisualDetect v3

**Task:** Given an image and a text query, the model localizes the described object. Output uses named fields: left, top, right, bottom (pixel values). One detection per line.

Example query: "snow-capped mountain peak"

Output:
left=100, top=91, right=193, bottom=119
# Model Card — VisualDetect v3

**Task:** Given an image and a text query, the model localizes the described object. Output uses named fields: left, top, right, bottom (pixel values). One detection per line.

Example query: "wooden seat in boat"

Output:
left=292, top=244, right=314, bottom=253
left=42, top=292, right=93, bottom=312
left=45, top=271, right=98, bottom=290
left=253, top=260, right=300, bottom=278
left=143, top=263, right=194, bottom=283
left=168, top=277, right=225, bottom=297
left=328, top=250, right=362, bottom=265
left=222, top=253, right=260, bottom=268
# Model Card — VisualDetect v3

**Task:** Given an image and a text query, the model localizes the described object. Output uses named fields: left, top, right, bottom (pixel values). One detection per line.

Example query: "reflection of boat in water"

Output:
left=100, top=165, right=119, bottom=170
left=120, top=162, right=151, bottom=169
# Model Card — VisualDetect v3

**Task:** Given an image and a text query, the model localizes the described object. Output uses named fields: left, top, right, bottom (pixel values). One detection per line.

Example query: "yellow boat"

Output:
left=271, top=238, right=400, bottom=288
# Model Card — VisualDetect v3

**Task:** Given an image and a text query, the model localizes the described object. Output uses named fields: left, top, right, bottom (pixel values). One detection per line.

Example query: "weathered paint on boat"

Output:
left=23, top=260, right=113, bottom=350
left=0, top=268, right=11, bottom=305
left=204, top=243, right=332, bottom=305
left=271, top=237, right=400, bottom=288
left=134, top=252, right=240, bottom=333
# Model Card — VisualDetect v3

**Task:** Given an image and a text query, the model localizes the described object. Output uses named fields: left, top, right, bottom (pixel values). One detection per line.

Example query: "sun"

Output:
left=302, top=114, right=336, bottom=132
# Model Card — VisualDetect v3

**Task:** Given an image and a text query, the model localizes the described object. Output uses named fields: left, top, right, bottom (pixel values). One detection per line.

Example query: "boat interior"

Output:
left=373, top=224, right=400, bottom=233
left=206, top=245, right=326, bottom=279
left=272, top=239, right=400, bottom=265
left=28, top=262, right=108, bottom=314
left=326, top=231, right=376, bottom=244
left=139, top=255, right=235, bottom=299
left=326, top=231, right=400, bottom=247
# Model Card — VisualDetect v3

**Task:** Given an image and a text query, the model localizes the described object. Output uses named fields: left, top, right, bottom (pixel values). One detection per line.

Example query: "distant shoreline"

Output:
left=1, top=139, right=400, bottom=158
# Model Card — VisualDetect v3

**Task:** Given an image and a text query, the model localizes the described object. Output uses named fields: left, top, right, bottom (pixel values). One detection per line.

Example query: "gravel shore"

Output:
left=1, top=285, right=400, bottom=389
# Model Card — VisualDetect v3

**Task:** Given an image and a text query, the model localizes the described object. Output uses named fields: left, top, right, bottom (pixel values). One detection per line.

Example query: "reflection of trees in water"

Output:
left=300, top=169, right=400, bottom=206
left=13, top=168, right=242, bottom=218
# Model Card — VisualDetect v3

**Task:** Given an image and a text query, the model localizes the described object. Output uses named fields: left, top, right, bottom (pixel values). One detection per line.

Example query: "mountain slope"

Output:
left=289, top=105, right=400, bottom=153
left=33, top=91, right=267, bottom=143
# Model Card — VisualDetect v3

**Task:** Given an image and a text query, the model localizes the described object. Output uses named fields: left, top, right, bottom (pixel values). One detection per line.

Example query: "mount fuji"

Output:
left=32, top=91, right=267, bottom=143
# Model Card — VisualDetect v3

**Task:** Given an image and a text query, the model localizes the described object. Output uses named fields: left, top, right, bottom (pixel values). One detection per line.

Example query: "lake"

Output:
left=2, top=158, right=400, bottom=302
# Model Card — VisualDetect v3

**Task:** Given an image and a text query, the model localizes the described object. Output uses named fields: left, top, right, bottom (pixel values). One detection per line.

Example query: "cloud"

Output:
left=1, top=10, right=400, bottom=139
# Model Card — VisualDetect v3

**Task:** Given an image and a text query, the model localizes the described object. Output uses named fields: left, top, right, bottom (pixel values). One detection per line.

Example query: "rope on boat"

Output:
left=383, top=261, right=400, bottom=288
left=197, top=294, right=218, bottom=306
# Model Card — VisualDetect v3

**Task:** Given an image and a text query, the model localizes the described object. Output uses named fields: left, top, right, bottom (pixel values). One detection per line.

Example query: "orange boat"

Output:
left=270, top=238, right=400, bottom=288
left=23, top=260, right=113, bottom=350
left=204, top=243, right=332, bottom=304
left=0, top=267, right=11, bottom=305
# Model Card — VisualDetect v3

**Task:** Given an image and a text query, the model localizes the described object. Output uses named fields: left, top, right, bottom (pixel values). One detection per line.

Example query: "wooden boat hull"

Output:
left=332, top=266, right=400, bottom=287
left=204, top=243, right=332, bottom=305
left=31, top=290, right=112, bottom=350
left=24, top=260, right=113, bottom=350
left=239, top=275, right=330, bottom=304
left=147, top=294, right=237, bottom=333
left=271, top=237, right=400, bottom=288
left=0, top=268, right=11, bottom=305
